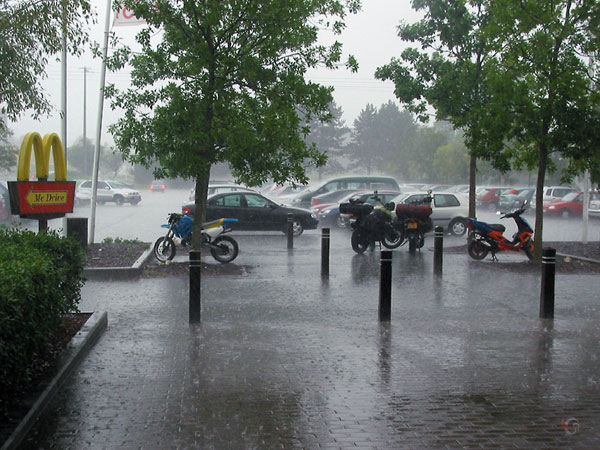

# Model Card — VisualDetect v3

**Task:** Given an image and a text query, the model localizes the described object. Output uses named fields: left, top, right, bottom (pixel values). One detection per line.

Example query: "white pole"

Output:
left=61, top=0, right=67, bottom=152
left=61, top=0, right=67, bottom=236
left=89, top=0, right=112, bottom=244
left=582, top=171, right=590, bottom=244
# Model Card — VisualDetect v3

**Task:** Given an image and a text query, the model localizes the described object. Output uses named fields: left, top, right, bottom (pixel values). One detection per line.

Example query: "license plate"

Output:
left=407, top=222, right=418, bottom=229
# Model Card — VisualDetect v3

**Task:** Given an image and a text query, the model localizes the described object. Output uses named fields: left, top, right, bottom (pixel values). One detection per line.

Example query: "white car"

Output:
left=76, top=180, right=141, bottom=206
left=393, top=192, right=469, bottom=236
left=589, top=199, right=600, bottom=218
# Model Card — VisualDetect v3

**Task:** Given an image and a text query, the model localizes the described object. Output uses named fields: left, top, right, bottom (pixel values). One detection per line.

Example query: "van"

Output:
left=289, top=176, right=400, bottom=208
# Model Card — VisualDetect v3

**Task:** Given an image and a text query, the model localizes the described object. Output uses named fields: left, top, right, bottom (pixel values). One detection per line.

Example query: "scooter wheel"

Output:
left=210, top=235, right=239, bottom=263
left=154, top=237, right=176, bottom=262
left=523, top=240, right=534, bottom=260
left=468, top=240, right=489, bottom=260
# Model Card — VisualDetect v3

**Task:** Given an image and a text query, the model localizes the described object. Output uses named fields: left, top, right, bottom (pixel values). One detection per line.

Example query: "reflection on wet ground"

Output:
left=23, top=230, right=600, bottom=448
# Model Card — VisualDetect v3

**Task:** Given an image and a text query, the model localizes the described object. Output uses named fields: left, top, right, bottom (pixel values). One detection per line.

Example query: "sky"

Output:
left=8, top=0, right=422, bottom=149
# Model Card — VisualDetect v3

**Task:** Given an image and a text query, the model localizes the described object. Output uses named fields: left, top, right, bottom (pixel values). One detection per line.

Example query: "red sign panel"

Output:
left=8, top=181, right=75, bottom=216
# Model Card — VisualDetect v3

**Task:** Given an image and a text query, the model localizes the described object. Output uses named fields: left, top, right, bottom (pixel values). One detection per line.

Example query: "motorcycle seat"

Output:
left=489, top=224, right=506, bottom=232
left=202, top=219, right=224, bottom=229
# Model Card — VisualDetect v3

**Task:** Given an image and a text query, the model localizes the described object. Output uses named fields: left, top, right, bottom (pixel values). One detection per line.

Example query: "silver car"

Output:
left=76, top=180, right=141, bottom=206
left=393, top=192, right=469, bottom=236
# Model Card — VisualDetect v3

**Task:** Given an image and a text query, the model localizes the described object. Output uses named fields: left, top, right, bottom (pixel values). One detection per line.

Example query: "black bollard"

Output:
left=539, top=247, right=556, bottom=319
left=379, top=250, right=392, bottom=321
left=287, top=213, right=294, bottom=249
left=433, top=226, right=443, bottom=274
left=321, top=227, right=330, bottom=276
left=189, top=250, right=201, bottom=323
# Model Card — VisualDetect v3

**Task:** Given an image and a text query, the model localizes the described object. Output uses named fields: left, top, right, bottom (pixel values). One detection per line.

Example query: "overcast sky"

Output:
left=8, top=0, right=422, bottom=148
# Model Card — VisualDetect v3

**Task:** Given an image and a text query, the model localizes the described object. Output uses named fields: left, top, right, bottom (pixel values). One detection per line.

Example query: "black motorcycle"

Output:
left=340, top=193, right=403, bottom=254
left=394, top=194, right=434, bottom=253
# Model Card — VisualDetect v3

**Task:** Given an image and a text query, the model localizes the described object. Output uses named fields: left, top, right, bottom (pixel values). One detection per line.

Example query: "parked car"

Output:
left=187, top=183, right=256, bottom=201
left=289, top=176, right=400, bottom=208
left=150, top=180, right=167, bottom=192
left=0, top=181, right=12, bottom=223
left=589, top=198, right=600, bottom=218
left=320, top=190, right=401, bottom=229
left=498, top=188, right=535, bottom=211
left=393, top=192, right=469, bottom=236
left=76, top=180, right=142, bottom=206
left=310, top=189, right=361, bottom=209
left=476, top=187, right=505, bottom=211
left=543, top=191, right=600, bottom=218
left=181, top=191, right=318, bottom=236
left=531, top=185, right=578, bottom=210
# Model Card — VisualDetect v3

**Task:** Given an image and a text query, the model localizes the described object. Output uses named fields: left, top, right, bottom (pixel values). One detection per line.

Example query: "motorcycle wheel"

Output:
left=210, top=235, right=239, bottom=263
left=417, top=232, right=425, bottom=249
left=408, top=234, right=417, bottom=253
left=467, top=240, right=489, bottom=260
left=382, top=228, right=404, bottom=249
left=154, top=236, right=176, bottom=262
left=351, top=229, right=369, bottom=254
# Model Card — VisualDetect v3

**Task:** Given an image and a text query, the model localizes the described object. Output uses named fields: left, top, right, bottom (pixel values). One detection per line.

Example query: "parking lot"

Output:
left=21, top=211, right=600, bottom=448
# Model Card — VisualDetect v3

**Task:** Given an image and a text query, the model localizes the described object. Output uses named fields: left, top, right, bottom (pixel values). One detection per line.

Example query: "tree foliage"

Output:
left=303, top=101, right=349, bottom=178
left=107, top=0, right=360, bottom=246
left=377, top=0, right=600, bottom=257
left=0, top=0, right=93, bottom=131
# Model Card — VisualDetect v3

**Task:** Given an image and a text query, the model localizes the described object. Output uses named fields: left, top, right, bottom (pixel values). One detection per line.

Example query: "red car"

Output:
left=543, top=191, right=600, bottom=218
left=150, top=180, right=167, bottom=192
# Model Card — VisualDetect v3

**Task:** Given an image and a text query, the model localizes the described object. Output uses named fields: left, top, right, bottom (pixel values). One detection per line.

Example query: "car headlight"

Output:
left=311, top=213, right=317, bottom=220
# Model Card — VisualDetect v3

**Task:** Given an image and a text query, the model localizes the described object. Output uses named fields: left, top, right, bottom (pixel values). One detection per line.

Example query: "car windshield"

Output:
left=109, top=181, right=128, bottom=189
left=561, top=192, right=579, bottom=202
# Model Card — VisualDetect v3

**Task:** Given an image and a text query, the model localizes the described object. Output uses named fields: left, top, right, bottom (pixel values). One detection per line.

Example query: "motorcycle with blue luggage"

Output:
left=153, top=213, right=239, bottom=263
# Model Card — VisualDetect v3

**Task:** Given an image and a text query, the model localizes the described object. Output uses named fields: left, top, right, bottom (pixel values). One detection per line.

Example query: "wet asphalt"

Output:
left=23, top=229, right=600, bottom=449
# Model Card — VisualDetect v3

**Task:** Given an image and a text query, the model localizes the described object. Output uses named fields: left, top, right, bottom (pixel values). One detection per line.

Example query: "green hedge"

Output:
left=0, top=228, right=85, bottom=403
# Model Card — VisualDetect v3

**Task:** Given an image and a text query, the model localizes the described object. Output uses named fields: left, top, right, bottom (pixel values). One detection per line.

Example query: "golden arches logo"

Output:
left=17, top=132, right=67, bottom=181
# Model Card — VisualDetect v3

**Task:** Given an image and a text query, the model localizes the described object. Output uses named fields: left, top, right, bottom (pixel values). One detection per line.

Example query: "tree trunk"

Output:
left=468, top=153, right=477, bottom=218
left=192, top=168, right=211, bottom=250
left=533, top=147, right=547, bottom=260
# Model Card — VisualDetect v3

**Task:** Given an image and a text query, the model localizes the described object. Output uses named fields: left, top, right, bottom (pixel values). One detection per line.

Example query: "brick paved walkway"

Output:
left=23, top=232, right=600, bottom=448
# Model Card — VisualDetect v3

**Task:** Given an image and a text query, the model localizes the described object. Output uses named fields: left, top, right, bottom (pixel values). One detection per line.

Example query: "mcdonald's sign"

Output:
left=7, top=132, right=75, bottom=219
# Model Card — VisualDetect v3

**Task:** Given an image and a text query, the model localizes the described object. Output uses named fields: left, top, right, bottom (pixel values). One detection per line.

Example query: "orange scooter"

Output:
left=467, top=201, right=534, bottom=260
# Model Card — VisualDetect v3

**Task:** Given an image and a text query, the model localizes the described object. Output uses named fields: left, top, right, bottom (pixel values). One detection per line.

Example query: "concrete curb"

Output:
left=83, top=245, right=153, bottom=279
left=1, top=311, right=108, bottom=450
left=556, top=252, right=600, bottom=264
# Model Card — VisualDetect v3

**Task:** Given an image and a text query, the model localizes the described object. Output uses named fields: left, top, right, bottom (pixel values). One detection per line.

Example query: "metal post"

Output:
left=287, top=213, right=294, bottom=249
left=539, top=247, right=556, bottom=319
left=379, top=250, right=392, bottom=321
left=433, top=226, right=444, bottom=275
left=189, top=250, right=201, bottom=323
left=321, top=227, right=330, bottom=276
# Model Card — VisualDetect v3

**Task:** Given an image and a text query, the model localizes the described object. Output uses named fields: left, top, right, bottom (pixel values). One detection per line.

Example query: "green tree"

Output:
left=376, top=0, right=505, bottom=217
left=107, top=0, right=360, bottom=247
left=303, top=101, right=349, bottom=178
left=433, top=137, right=470, bottom=183
left=0, top=126, right=16, bottom=170
left=377, top=0, right=600, bottom=258
left=67, top=137, right=122, bottom=179
left=345, top=103, right=380, bottom=174
left=484, top=0, right=600, bottom=257
left=0, top=0, right=93, bottom=131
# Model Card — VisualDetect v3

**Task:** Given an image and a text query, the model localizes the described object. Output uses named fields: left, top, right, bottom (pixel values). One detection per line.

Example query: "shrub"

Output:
left=0, top=228, right=85, bottom=408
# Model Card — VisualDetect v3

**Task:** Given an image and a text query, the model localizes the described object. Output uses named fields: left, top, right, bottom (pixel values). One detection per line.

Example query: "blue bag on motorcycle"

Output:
left=175, top=214, right=194, bottom=237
